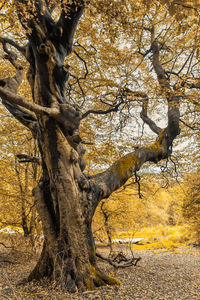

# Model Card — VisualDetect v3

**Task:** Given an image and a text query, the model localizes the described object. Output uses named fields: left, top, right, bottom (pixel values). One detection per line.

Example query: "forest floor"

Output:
left=0, top=240, right=200, bottom=300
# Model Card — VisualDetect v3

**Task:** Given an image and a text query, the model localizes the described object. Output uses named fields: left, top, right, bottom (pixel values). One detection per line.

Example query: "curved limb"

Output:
left=0, top=36, right=26, bottom=57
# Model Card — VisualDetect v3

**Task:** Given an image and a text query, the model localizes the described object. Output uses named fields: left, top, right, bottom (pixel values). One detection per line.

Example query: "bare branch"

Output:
left=82, top=87, right=161, bottom=120
left=180, top=119, right=200, bottom=131
left=152, top=40, right=170, bottom=89
left=2, top=43, right=24, bottom=71
left=151, top=38, right=180, bottom=140
left=124, top=88, right=162, bottom=135
left=182, top=80, right=200, bottom=89
left=82, top=99, right=123, bottom=119
left=175, top=2, right=200, bottom=10
left=16, top=154, right=41, bottom=164
left=73, top=50, right=88, bottom=80
left=0, top=0, right=6, bottom=12
left=0, top=36, right=27, bottom=57
left=0, top=259, right=18, bottom=264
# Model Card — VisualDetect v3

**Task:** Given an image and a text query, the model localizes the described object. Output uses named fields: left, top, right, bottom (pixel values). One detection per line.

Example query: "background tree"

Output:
left=0, top=104, right=40, bottom=237
left=0, top=0, right=199, bottom=292
left=182, top=172, right=200, bottom=244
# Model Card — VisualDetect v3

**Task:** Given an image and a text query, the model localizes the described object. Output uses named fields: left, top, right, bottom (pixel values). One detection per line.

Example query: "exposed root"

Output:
left=85, top=263, right=121, bottom=290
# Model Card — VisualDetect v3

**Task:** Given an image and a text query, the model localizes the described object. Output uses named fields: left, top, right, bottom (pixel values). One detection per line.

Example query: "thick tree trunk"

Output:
left=28, top=223, right=119, bottom=292
left=29, top=189, right=120, bottom=292
left=28, top=118, right=120, bottom=291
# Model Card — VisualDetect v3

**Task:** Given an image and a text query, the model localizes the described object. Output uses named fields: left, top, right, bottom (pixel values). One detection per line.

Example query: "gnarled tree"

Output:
left=0, top=0, right=198, bottom=293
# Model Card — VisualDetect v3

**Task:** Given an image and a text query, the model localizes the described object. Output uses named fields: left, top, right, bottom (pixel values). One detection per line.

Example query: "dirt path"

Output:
left=0, top=247, right=200, bottom=299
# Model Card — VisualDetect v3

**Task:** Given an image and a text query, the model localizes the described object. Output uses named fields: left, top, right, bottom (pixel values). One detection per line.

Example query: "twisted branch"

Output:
left=124, top=88, right=162, bottom=135
left=0, top=87, right=59, bottom=116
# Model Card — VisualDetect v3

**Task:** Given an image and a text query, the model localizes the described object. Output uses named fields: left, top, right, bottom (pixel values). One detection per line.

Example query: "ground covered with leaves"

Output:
left=0, top=241, right=200, bottom=300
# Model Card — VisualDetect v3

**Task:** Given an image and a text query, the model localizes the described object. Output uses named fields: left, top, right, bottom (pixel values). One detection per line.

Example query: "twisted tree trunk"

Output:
left=0, top=0, right=181, bottom=293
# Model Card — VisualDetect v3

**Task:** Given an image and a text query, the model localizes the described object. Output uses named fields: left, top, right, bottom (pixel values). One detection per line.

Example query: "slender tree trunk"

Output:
left=100, top=202, right=113, bottom=252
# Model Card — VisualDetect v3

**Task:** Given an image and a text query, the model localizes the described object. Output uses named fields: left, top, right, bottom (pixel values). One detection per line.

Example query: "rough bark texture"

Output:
left=0, top=0, right=181, bottom=292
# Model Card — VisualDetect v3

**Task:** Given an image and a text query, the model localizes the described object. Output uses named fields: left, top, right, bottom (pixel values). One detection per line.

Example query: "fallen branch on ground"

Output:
left=96, top=252, right=141, bottom=268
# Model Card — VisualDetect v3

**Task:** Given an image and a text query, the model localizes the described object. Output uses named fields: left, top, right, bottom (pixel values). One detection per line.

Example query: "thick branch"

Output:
left=2, top=43, right=24, bottom=71
left=2, top=101, right=39, bottom=136
left=151, top=40, right=180, bottom=140
left=57, top=0, right=85, bottom=52
left=0, top=87, right=59, bottom=116
left=15, top=0, right=55, bottom=43
left=152, top=41, right=170, bottom=90
left=91, top=129, right=169, bottom=209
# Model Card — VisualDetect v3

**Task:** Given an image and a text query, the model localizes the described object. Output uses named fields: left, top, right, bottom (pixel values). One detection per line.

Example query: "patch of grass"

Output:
left=132, top=239, right=183, bottom=251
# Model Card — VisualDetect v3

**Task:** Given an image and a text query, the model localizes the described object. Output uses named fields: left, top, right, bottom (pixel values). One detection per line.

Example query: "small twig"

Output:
left=0, top=242, right=13, bottom=249
left=134, top=171, right=142, bottom=199
left=81, top=141, right=94, bottom=145
left=180, top=119, right=200, bottom=131
left=82, top=99, right=123, bottom=119
left=73, top=50, right=88, bottom=80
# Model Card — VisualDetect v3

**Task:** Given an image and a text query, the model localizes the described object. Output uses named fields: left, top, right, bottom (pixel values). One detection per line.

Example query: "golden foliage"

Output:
left=182, top=172, right=200, bottom=243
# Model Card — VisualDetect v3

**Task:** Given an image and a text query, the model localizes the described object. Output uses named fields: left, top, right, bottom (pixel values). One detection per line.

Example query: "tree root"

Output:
left=85, top=263, right=121, bottom=290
